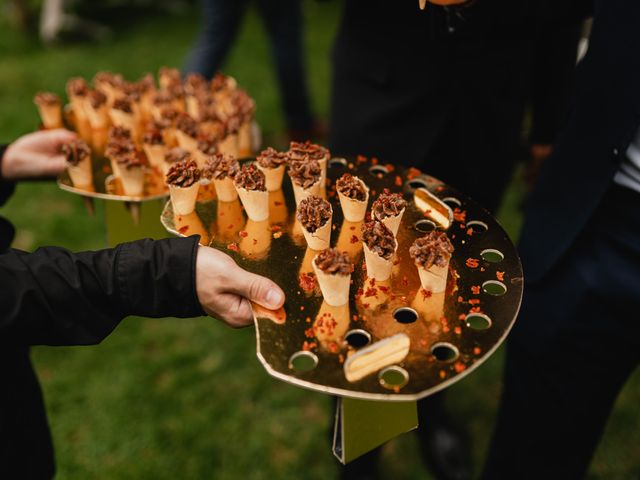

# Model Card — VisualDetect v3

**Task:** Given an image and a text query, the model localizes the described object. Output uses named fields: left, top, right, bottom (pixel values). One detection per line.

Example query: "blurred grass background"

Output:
left=1, top=1, right=638, bottom=478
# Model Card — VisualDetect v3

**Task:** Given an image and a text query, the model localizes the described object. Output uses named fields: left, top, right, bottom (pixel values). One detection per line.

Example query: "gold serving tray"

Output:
left=161, top=157, right=523, bottom=401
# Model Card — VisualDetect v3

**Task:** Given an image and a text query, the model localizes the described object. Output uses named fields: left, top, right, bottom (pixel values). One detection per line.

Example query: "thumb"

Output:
left=227, top=265, right=285, bottom=310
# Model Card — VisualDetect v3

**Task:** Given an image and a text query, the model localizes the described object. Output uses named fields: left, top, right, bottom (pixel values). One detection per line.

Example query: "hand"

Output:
left=2, top=129, right=77, bottom=180
left=195, top=246, right=285, bottom=328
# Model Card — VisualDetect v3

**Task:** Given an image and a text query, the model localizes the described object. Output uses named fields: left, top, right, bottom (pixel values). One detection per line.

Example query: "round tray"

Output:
left=161, top=156, right=523, bottom=401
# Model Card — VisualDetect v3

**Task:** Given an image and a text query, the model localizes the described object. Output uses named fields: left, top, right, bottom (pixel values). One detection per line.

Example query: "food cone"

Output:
left=363, top=242, right=396, bottom=282
left=238, top=121, right=253, bottom=157
left=91, top=128, right=108, bottom=157
left=169, top=183, right=200, bottom=215
left=256, top=164, right=285, bottom=192
left=67, top=157, right=93, bottom=189
left=236, top=187, right=269, bottom=221
left=218, top=133, right=239, bottom=158
left=37, top=105, right=63, bottom=129
left=312, top=256, right=351, bottom=307
left=338, top=188, right=369, bottom=222
left=239, top=219, right=272, bottom=260
left=292, top=179, right=321, bottom=206
left=213, top=177, right=238, bottom=202
left=301, top=210, right=332, bottom=251
left=319, top=157, right=328, bottom=187
left=175, top=130, right=198, bottom=153
left=378, top=208, right=405, bottom=237
left=120, top=165, right=145, bottom=196
left=109, top=110, right=138, bottom=142
left=185, top=95, right=200, bottom=119
left=416, top=262, right=449, bottom=294
left=143, top=144, right=166, bottom=170
left=85, top=105, right=109, bottom=130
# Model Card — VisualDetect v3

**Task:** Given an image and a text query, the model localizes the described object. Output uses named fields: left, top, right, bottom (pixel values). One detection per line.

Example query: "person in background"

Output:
left=0, top=129, right=285, bottom=479
left=483, top=0, right=640, bottom=477
left=184, top=0, right=321, bottom=141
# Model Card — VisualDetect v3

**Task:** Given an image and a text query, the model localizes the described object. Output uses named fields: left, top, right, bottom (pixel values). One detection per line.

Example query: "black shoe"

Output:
left=417, top=395, right=472, bottom=480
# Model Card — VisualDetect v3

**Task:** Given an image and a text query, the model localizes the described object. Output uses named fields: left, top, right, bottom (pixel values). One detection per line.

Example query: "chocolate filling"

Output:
left=297, top=195, right=331, bottom=233
left=112, top=97, right=133, bottom=114
left=165, top=147, right=191, bottom=165
left=372, top=189, right=407, bottom=220
left=34, top=92, right=60, bottom=107
left=166, top=160, right=201, bottom=188
left=61, top=139, right=91, bottom=166
left=142, top=128, right=164, bottom=146
left=288, top=158, right=321, bottom=189
left=203, top=153, right=239, bottom=180
left=88, top=90, right=107, bottom=109
left=314, top=248, right=353, bottom=276
left=362, top=221, right=396, bottom=260
left=257, top=147, right=288, bottom=169
left=234, top=163, right=266, bottom=191
left=176, top=113, right=199, bottom=138
left=410, top=231, right=454, bottom=269
left=287, top=140, right=329, bottom=163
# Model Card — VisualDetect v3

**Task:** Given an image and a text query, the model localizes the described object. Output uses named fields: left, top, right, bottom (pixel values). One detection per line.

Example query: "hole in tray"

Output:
left=329, top=157, right=348, bottom=168
left=442, top=197, right=462, bottom=208
left=289, top=351, right=318, bottom=372
left=345, top=329, right=372, bottom=349
left=465, top=313, right=492, bottom=330
left=466, top=220, right=488, bottom=234
left=368, top=165, right=389, bottom=177
left=414, top=219, right=437, bottom=233
left=431, top=343, right=459, bottom=362
left=379, top=366, right=409, bottom=390
left=481, top=249, right=504, bottom=263
left=407, top=178, right=430, bottom=190
left=482, top=280, right=507, bottom=296
left=393, top=307, right=419, bottom=324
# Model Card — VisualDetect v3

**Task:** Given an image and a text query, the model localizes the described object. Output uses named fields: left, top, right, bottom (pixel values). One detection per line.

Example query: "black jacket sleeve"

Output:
left=0, top=236, right=205, bottom=346
left=0, top=145, right=16, bottom=207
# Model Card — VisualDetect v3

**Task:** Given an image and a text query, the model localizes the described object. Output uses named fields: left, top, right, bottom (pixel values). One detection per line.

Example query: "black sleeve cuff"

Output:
left=0, top=145, right=16, bottom=207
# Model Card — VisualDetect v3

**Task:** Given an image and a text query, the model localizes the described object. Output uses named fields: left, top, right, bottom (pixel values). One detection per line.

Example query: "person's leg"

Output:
left=483, top=185, right=640, bottom=479
left=183, top=0, right=247, bottom=78
left=255, top=0, right=315, bottom=133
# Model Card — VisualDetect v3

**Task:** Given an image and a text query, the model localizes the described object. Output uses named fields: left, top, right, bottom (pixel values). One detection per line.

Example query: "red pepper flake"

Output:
left=453, top=208, right=467, bottom=223
left=252, top=238, right=258, bottom=245
left=178, top=225, right=189, bottom=234
left=339, top=354, right=345, bottom=364
left=423, top=209, right=432, bottom=218
left=407, top=167, right=421, bottom=180
left=274, top=201, right=283, bottom=206
left=300, top=306, right=305, bottom=311
left=442, top=325, right=450, bottom=333
left=496, top=271, right=505, bottom=281
left=350, top=235, right=359, bottom=244
left=395, top=175, right=403, bottom=186
left=421, top=288, right=432, bottom=299
left=361, top=303, right=370, bottom=309
left=439, top=370, right=447, bottom=379
left=305, top=317, right=311, bottom=323
left=356, top=154, right=367, bottom=164
left=239, top=230, right=248, bottom=238
left=356, top=288, right=364, bottom=297
left=385, top=163, right=395, bottom=172
left=304, top=328, right=315, bottom=338
left=271, top=225, right=282, bottom=232
left=364, top=287, right=378, bottom=298
left=299, top=272, right=316, bottom=292
left=227, top=243, right=239, bottom=252
left=302, top=341, right=317, bottom=351
left=470, top=306, right=481, bottom=313
left=371, top=157, right=379, bottom=165
left=219, top=212, right=225, bottom=216
left=466, top=258, right=479, bottom=269
left=454, top=326, right=462, bottom=335
left=454, top=362, right=466, bottom=373
left=401, top=276, right=409, bottom=286
left=328, top=342, right=339, bottom=353
left=469, top=299, right=481, bottom=306
left=471, top=285, right=481, bottom=295
left=227, top=224, right=234, bottom=229
left=458, top=314, right=466, bottom=321
left=273, top=231, right=283, bottom=239
left=419, top=339, right=428, bottom=347
left=378, top=285, right=389, bottom=293
left=457, top=296, right=464, bottom=303
left=350, top=225, right=356, bottom=231
left=352, top=315, right=358, bottom=322
left=473, top=347, right=482, bottom=355
left=466, top=228, right=474, bottom=236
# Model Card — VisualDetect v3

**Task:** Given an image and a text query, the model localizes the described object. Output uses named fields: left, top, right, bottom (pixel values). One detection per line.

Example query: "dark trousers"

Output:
left=183, top=0, right=314, bottom=132
left=483, top=184, right=640, bottom=479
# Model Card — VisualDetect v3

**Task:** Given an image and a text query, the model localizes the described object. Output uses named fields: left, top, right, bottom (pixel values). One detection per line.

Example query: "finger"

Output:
left=225, top=265, right=285, bottom=310
left=209, top=292, right=254, bottom=328
left=33, top=129, right=78, bottom=151
left=32, top=152, right=67, bottom=177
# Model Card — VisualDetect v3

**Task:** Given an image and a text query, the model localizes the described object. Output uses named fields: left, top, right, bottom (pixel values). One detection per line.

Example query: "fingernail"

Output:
left=265, top=289, right=282, bottom=308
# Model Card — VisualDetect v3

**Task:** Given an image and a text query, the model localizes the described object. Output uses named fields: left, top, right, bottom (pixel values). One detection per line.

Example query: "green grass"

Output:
left=1, top=3, right=638, bottom=479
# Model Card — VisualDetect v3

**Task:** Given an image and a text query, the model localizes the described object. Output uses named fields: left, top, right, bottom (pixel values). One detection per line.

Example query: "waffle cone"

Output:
left=169, top=183, right=200, bottom=215
left=257, top=164, right=285, bottom=192
left=119, top=165, right=145, bottom=196
left=175, top=130, right=198, bottom=153
left=378, top=208, right=405, bottom=237
left=312, top=258, right=351, bottom=307
left=37, top=105, right=63, bottom=129
left=218, top=133, right=239, bottom=158
left=338, top=188, right=369, bottom=222
left=292, top=179, right=321, bottom=206
left=363, top=243, right=396, bottom=282
left=213, top=177, right=238, bottom=202
left=238, top=121, right=253, bottom=157
left=236, top=187, right=269, bottom=221
left=416, top=262, right=449, bottom=294
left=67, top=157, right=93, bottom=189
left=143, top=144, right=166, bottom=169
left=301, top=214, right=332, bottom=251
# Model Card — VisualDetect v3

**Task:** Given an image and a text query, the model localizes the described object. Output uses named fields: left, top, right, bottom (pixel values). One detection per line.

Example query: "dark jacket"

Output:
left=0, top=145, right=204, bottom=478
left=520, top=0, right=640, bottom=282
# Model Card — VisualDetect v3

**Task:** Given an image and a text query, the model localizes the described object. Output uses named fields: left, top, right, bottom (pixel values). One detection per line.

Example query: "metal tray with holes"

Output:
left=161, top=156, right=523, bottom=401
